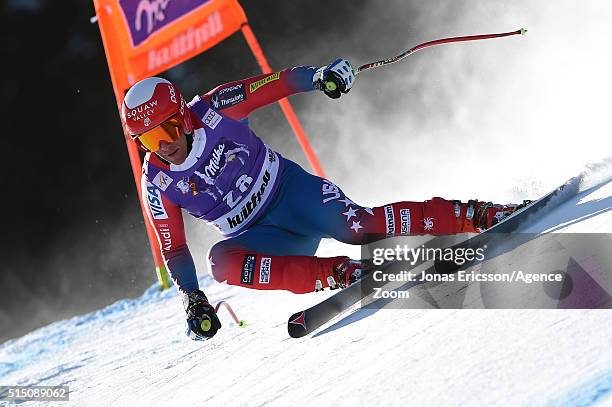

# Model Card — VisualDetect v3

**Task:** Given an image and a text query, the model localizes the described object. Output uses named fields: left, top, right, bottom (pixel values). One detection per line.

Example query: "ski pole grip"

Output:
left=200, top=316, right=212, bottom=332
left=325, top=81, right=338, bottom=92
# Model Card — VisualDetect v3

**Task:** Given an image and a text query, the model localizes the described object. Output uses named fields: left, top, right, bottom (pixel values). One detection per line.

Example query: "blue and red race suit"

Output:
left=142, top=66, right=485, bottom=294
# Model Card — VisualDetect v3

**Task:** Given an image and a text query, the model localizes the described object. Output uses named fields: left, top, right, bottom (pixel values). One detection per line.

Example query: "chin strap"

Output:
left=185, top=131, right=194, bottom=152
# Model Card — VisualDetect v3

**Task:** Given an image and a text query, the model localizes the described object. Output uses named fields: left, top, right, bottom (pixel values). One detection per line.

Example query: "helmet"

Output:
left=121, top=77, right=193, bottom=152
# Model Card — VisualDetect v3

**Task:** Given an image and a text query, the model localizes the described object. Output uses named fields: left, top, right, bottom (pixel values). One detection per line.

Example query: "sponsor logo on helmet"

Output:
left=259, top=257, right=271, bottom=284
left=168, top=84, right=177, bottom=103
left=126, top=100, right=158, bottom=121
left=249, top=72, right=281, bottom=93
left=144, top=117, right=151, bottom=126
left=178, top=94, right=185, bottom=116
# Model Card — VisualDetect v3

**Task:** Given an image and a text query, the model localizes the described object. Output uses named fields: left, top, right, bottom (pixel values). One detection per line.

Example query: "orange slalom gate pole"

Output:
left=124, top=141, right=171, bottom=289
left=94, top=1, right=170, bottom=289
left=240, top=24, right=326, bottom=178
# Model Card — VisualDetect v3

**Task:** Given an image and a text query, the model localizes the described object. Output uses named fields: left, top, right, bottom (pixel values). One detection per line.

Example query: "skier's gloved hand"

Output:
left=313, top=58, right=356, bottom=99
left=182, top=290, right=221, bottom=340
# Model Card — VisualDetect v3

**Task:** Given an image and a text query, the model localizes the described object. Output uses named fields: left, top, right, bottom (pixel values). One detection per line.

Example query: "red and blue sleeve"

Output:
left=141, top=176, right=199, bottom=293
left=202, top=66, right=317, bottom=120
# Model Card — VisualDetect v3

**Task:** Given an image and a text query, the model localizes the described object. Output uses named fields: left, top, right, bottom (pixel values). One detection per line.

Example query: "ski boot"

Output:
left=474, top=200, right=533, bottom=231
left=328, top=258, right=373, bottom=290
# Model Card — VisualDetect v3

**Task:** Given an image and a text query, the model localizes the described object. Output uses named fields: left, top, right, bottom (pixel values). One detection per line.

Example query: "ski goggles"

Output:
left=132, top=116, right=183, bottom=153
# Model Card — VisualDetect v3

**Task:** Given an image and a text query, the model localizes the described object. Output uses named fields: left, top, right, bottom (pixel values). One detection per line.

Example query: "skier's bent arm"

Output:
left=202, top=66, right=318, bottom=121
left=141, top=177, right=198, bottom=293
left=141, top=182, right=222, bottom=340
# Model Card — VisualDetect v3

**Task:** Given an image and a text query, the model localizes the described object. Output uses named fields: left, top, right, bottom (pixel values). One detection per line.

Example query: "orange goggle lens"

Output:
left=134, top=117, right=183, bottom=152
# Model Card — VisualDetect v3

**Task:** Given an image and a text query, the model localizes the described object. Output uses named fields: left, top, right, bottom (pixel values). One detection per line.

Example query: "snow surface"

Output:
left=2, top=177, right=612, bottom=407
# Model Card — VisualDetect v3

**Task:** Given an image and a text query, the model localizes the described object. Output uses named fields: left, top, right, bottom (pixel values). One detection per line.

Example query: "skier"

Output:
left=121, top=59, right=518, bottom=340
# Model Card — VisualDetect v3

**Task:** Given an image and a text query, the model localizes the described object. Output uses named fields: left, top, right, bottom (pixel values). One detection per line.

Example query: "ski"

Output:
left=287, top=235, right=461, bottom=338
left=287, top=174, right=586, bottom=338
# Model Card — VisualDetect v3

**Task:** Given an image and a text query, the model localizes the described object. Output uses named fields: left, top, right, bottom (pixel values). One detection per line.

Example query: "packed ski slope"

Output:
left=2, top=175, right=612, bottom=407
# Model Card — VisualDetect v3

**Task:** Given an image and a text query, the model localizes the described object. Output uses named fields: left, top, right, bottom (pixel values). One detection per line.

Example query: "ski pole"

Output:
left=325, top=28, right=527, bottom=92
left=200, top=315, right=212, bottom=332
left=214, top=301, right=247, bottom=327
left=198, top=301, right=246, bottom=333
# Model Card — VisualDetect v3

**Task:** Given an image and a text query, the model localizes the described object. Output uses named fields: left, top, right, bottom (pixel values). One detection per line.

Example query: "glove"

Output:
left=313, top=58, right=356, bottom=99
left=182, top=290, right=222, bottom=340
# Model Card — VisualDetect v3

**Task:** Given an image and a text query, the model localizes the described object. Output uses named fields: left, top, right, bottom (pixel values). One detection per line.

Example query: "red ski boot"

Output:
left=316, top=258, right=372, bottom=291
left=474, top=200, right=532, bottom=231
